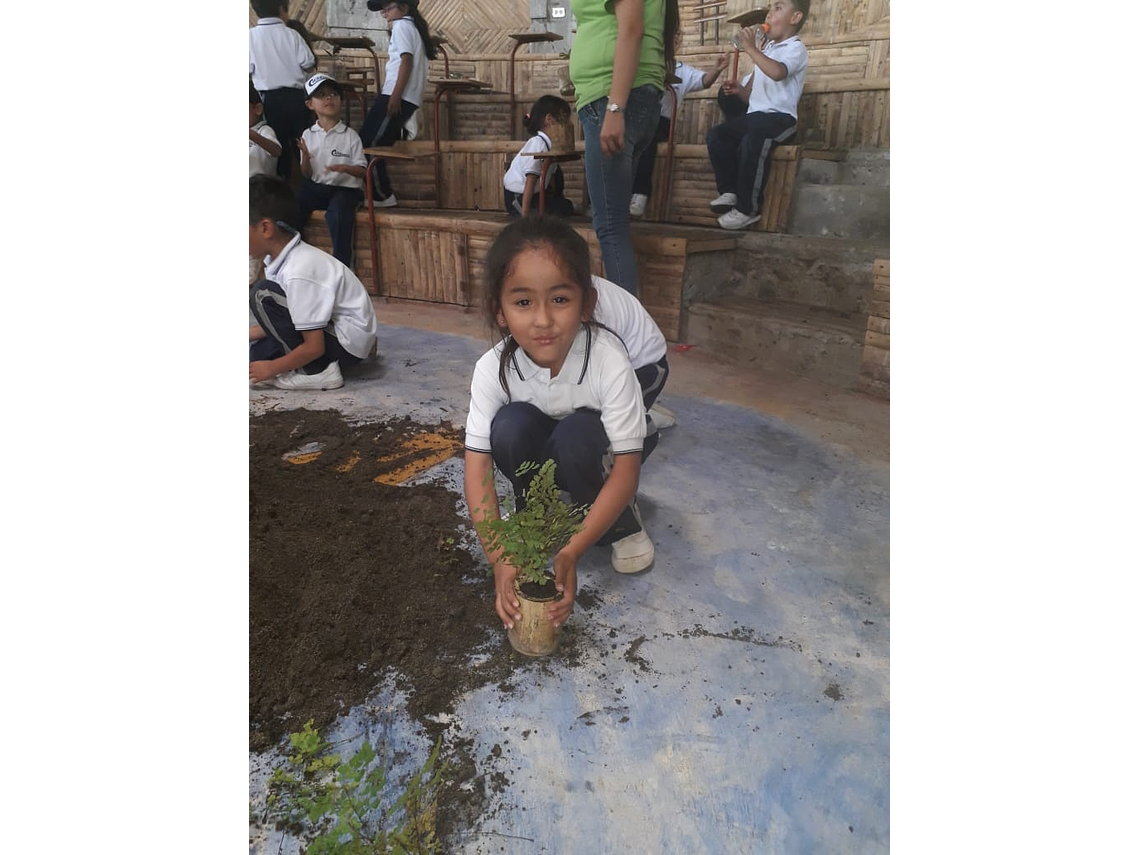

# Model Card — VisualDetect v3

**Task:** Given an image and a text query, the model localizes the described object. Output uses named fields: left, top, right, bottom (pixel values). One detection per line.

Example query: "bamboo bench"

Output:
left=302, top=209, right=737, bottom=341
left=354, top=140, right=800, bottom=232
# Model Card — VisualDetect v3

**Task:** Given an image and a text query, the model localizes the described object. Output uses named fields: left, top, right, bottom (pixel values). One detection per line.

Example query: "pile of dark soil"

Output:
left=251, top=408, right=606, bottom=841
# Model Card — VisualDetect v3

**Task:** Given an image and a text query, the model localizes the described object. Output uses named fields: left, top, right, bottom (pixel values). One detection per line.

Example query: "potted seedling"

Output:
left=476, top=460, right=589, bottom=657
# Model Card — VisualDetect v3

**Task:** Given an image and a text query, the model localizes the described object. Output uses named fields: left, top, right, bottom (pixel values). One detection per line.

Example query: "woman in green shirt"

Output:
left=569, top=0, right=666, bottom=298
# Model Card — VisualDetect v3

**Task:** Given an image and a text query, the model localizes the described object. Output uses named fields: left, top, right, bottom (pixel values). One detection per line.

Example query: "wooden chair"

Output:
left=508, top=32, right=564, bottom=136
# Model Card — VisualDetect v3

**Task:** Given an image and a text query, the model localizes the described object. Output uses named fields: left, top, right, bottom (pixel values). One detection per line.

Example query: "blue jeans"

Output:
left=578, top=84, right=662, bottom=297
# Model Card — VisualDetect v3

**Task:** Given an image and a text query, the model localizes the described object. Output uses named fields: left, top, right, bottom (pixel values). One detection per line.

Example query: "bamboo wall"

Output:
left=857, top=258, right=889, bottom=398
left=251, top=0, right=888, bottom=151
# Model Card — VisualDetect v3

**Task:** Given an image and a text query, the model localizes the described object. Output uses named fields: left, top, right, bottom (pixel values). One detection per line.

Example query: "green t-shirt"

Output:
left=569, top=0, right=665, bottom=110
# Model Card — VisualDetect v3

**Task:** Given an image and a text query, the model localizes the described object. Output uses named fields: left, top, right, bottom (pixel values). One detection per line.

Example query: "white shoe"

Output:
left=611, top=498, right=654, bottom=573
left=717, top=208, right=761, bottom=230
left=629, top=193, right=648, bottom=217
left=611, top=529, right=655, bottom=574
left=709, top=192, right=737, bottom=214
left=648, top=403, right=676, bottom=430
left=372, top=193, right=398, bottom=208
left=271, top=361, right=344, bottom=390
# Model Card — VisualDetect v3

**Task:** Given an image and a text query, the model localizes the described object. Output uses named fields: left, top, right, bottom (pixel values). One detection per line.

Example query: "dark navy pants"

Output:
left=296, top=179, right=363, bottom=266
left=249, top=279, right=362, bottom=375
left=503, top=188, right=574, bottom=218
left=706, top=111, right=797, bottom=216
left=631, top=116, right=671, bottom=198
left=490, top=404, right=643, bottom=546
left=359, top=95, right=418, bottom=199
left=488, top=356, right=668, bottom=546
left=260, top=87, right=312, bottom=180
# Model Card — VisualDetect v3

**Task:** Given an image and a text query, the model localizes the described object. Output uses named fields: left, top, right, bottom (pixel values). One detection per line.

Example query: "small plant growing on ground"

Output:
left=475, top=460, right=589, bottom=587
left=260, top=719, right=448, bottom=854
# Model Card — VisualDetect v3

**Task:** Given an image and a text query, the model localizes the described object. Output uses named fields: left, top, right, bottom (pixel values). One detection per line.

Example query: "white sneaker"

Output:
left=648, top=403, right=677, bottom=430
left=372, top=193, right=398, bottom=208
left=611, top=498, right=654, bottom=573
left=611, top=529, right=655, bottom=574
left=717, top=208, right=761, bottom=230
left=271, top=361, right=344, bottom=390
left=629, top=193, right=648, bottom=217
left=709, top=192, right=737, bottom=214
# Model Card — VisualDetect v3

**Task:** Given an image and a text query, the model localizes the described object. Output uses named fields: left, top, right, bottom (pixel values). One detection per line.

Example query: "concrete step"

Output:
left=683, top=232, right=887, bottom=318
left=787, top=184, right=890, bottom=242
left=681, top=298, right=866, bottom=389
left=798, top=149, right=890, bottom=187
left=841, top=149, right=891, bottom=187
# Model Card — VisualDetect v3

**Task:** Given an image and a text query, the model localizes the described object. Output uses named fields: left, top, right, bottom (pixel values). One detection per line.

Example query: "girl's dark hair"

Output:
left=387, top=1, right=439, bottom=60
left=524, top=95, right=572, bottom=136
left=250, top=79, right=262, bottom=105
left=664, top=0, right=680, bottom=76
left=484, top=216, right=597, bottom=396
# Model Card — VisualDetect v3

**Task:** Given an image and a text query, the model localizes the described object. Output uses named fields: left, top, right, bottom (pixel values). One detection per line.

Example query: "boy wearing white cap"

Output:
left=296, top=74, right=368, bottom=267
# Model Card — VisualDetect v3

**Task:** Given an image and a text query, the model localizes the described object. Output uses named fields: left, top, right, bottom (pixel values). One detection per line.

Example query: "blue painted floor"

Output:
left=250, top=321, right=890, bottom=854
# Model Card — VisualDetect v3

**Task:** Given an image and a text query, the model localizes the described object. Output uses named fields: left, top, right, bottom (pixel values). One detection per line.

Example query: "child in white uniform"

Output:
left=503, top=96, right=575, bottom=218
left=248, top=0, right=315, bottom=180
left=296, top=74, right=368, bottom=267
left=707, top=0, right=810, bottom=229
left=464, top=216, right=658, bottom=636
left=249, top=175, right=379, bottom=391
left=249, top=82, right=282, bottom=178
left=359, top=0, right=438, bottom=205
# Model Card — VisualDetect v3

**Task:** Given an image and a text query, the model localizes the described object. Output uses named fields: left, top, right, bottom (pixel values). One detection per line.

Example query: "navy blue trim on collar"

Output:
left=506, top=325, right=591, bottom=383
left=577, top=323, right=591, bottom=385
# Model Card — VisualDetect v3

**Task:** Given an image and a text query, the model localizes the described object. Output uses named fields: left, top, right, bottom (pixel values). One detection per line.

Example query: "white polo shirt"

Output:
left=466, top=325, right=647, bottom=456
left=591, top=275, right=667, bottom=369
left=301, top=122, right=367, bottom=189
left=249, top=120, right=280, bottom=177
left=503, top=131, right=556, bottom=193
left=262, top=233, right=379, bottom=359
left=748, top=35, right=808, bottom=119
left=383, top=17, right=428, bottom=106
left=249, top=17, right=315, bottom=91
left=661, top=61, right=707, bottom=120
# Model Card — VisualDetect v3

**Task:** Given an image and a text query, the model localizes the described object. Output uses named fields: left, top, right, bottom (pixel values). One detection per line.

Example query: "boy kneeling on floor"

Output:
left=249, top=175, right=379, bottom=391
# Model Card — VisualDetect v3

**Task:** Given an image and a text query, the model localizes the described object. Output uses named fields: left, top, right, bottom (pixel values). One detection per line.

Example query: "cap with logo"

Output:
left=304, top=73, right=342, bottom=98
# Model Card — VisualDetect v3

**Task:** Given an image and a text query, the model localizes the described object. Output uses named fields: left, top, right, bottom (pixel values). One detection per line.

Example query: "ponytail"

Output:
left=408, top=5, right=438, bottom=60
left=664, top=0, right=680, bottom=77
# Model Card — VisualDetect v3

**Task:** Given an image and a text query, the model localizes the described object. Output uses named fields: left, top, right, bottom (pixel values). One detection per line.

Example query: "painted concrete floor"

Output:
left=249, top=302, right=890, bottom=854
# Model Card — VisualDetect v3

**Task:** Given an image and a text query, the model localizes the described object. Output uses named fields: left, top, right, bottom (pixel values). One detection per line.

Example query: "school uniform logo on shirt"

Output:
left=331, top=148, right=349, bottom=158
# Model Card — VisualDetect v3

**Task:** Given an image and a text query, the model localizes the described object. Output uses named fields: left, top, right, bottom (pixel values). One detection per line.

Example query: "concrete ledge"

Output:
left=682, top=298, right=867, bottom=389
left=788, top=185, right=890, bottom=242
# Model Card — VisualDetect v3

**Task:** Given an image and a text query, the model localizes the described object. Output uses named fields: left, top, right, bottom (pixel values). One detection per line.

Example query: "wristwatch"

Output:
left=606, top=102, right=625, bottom=114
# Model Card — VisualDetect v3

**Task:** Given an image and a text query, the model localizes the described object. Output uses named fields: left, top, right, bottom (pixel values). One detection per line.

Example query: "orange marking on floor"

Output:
left=336, top=450, right=362, bottom=473
left=286, top=451, right=322, bottom=465
left=373, top=431, right=464, bottom=485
